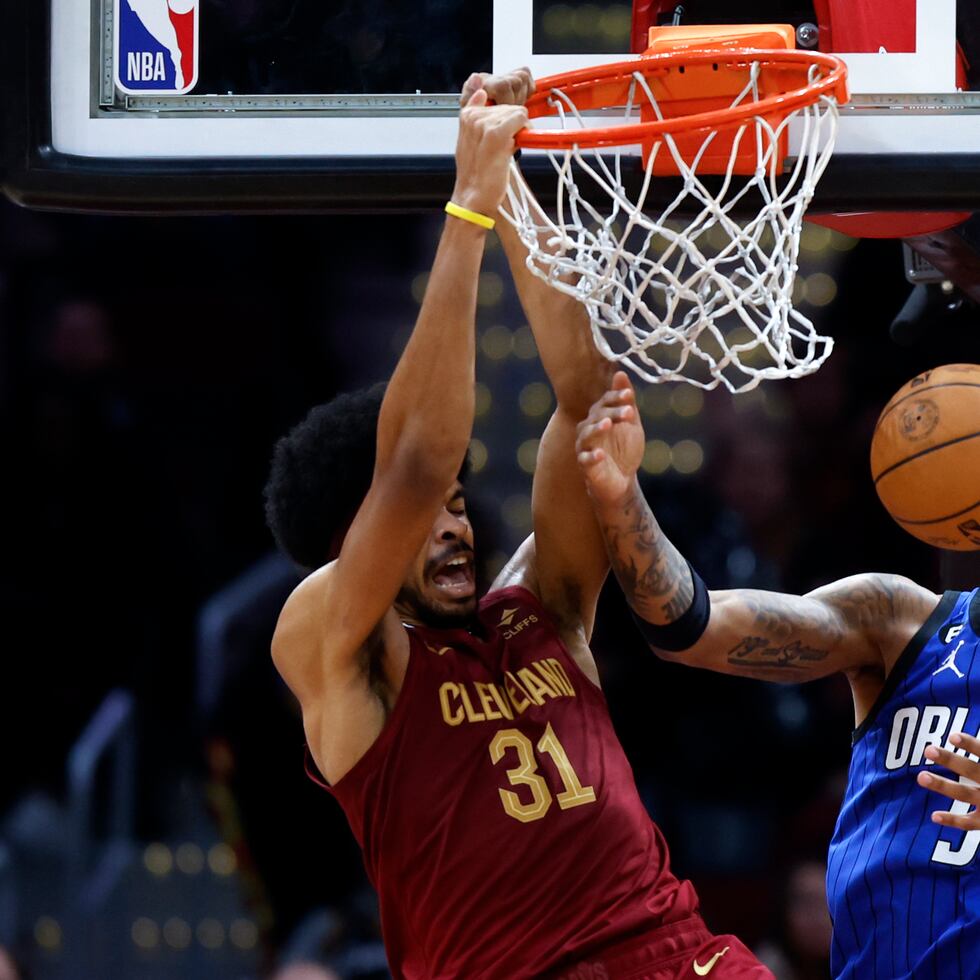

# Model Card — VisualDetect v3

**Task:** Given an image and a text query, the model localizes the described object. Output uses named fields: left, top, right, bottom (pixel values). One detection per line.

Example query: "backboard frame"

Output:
left=3, top=0, right=980, bottom=214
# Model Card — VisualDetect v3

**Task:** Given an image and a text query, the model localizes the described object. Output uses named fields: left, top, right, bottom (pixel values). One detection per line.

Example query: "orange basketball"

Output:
left=870, top=364, right=980, bottom=550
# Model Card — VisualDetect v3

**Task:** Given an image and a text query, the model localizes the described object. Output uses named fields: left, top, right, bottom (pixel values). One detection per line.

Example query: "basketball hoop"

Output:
left=501, top=26, right=849, bottom=393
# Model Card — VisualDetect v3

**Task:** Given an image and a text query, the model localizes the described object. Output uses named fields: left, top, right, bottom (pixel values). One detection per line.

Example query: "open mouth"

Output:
left=431, top=553, right=475, bottom=600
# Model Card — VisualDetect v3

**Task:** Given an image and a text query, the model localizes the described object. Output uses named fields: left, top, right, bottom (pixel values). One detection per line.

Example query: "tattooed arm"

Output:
left=695, top=575, right=939, bottom=683
left=576, top=373, right=942, bottom=683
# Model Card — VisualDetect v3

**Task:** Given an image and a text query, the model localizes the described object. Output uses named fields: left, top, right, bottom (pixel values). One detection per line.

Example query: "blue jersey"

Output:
left=827, top=588, right=980, bottom=979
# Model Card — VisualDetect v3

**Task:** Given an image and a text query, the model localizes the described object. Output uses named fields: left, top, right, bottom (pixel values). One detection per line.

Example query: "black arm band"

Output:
left=629, top=563, right=710, bottom=652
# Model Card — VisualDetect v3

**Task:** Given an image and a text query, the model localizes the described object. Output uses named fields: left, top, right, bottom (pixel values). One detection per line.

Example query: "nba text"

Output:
left=127, top=52, right=168, bottom=82
left=439, top=659, right=575, bottom=726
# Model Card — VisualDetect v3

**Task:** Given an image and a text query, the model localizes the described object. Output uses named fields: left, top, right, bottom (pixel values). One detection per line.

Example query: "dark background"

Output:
left=1, top=0, right=979, bottom=977
left=0, top=195, right=977, bottom=979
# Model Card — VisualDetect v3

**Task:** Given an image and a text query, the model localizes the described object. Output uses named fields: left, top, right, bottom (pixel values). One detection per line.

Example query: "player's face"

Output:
left=396, top=482, right=477, bottom=628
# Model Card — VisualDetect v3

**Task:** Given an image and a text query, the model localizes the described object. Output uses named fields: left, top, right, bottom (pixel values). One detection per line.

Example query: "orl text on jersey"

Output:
left=885, top=703, right=980, bottom=867
left=885, top=704, right=980, bottom=771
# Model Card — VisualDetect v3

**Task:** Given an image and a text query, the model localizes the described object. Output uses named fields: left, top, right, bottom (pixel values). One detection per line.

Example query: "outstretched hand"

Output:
left=576, top=371, right=645, bottom=505
left=918, top=731, right=980, bottom=831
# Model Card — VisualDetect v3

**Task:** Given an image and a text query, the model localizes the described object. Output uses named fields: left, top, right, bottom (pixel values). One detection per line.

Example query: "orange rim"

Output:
left=514, top=48, right=849, bottom=151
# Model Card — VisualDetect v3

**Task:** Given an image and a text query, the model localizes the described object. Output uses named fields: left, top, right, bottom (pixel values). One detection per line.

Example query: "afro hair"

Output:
left=264, top=384, right=388, bottom=571
left=264, top=383, right=470, bottom=571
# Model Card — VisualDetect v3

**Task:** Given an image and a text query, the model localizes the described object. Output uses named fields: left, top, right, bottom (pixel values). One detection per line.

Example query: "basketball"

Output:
left=870, top=363, right=980, bottom=550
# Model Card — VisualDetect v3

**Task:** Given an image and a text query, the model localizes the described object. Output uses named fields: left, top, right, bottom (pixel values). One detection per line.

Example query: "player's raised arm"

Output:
left=269, top=91, right=528, bottom=778
left=576, top=372, right=943, bottom=684
left=464, top=70, right=614, bottom=661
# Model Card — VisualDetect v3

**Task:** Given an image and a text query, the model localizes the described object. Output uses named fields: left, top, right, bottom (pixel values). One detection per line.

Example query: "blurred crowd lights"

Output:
left=519, top=381, right=553, bottom=417
left=469, top=437, right=489, bottom=473
left=480, top=322, right=539, bottom=361
left=642, top=223, right=855, bottom=259
left=474, top=382, right=492, bottom=417
left=800, top=223, right=834, bottom=253
left=130, top=915, right=258, bottom=952
left=477, top=272, right=505, bottom=308
left=517, top=437, right=541, bottom=474
left=641, top=438, right=705, bottom=475
left=639, top=385, right=704, bottom=420
left=512, top=325, right=538, bottom=359
left=33, top=916, right=62, bottom=951
left=163, top=917, right=193, bottom=950
left=540, top=3, right=632, bottom=44
left=143, top=841, right=237, bottom=877
left=480, top=324, right=514, bottom=360
left=410, top=271, right=505, bottom=309
left=802, top=272, right=838, bottom=307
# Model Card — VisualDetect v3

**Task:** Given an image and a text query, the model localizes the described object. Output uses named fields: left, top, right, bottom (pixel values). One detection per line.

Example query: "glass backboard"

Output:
left=3, top=0, right=979, bottom=213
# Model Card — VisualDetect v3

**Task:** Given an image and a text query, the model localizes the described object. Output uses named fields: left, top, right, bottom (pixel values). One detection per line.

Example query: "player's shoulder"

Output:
left=274, top=560, right=333, bottom=633
left=935, top=585, right=980, bottom=640
left=270, top=562, right=336, bottom=679
left=272, top=561, right=389, bottom=666
left=816, top=572, right=941, bottom=624
left=272, top=561, right=407, bottom=700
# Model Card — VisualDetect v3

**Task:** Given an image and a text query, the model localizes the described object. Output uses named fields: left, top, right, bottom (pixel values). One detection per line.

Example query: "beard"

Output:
left=395, top=582, right=479, bottom=631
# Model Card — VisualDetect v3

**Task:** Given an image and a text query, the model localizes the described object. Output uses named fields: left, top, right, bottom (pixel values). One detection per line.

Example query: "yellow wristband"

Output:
left=445, top=201, right=496, bottom=230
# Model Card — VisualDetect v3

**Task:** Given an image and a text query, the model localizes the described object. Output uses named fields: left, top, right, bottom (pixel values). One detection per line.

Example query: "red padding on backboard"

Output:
left=631, top=2, right=967, bottom=88
left=632, top=1, right=660, bottom=53
left=814, top=0, right=967, bottom=88
left=813, top=0, right=916, bottom=53
left=634, top=1, right=919, bottom=53
left=808, top=212, right=971, bottom=239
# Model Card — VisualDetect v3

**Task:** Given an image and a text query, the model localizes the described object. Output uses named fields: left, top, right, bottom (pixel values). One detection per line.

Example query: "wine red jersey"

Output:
left=322, top=586, right=700, bottom=978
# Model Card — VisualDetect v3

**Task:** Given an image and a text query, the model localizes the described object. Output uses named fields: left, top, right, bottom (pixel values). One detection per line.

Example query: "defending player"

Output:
left=575, top=370, right=980, bottom=979
left=265, top=74, right=771, bottom=978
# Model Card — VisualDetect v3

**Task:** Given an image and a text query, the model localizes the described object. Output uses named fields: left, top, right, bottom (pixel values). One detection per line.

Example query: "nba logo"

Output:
left=114, top=0, right=199, bottom=95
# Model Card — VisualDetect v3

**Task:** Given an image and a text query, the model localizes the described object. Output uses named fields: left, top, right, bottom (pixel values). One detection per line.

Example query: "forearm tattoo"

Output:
left=727, top=636, right=830, bottom=670
left=600, top=486, right=693, bottom=623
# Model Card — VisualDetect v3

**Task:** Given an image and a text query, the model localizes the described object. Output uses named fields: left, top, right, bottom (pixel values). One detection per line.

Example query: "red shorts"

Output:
left=550, top=916, right=775, bottom=980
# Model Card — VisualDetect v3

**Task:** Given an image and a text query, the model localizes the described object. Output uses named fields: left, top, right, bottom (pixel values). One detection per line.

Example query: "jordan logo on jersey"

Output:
left=933, top=640, right=966, bottom=679
left=115, top=0, right=199, bottom=95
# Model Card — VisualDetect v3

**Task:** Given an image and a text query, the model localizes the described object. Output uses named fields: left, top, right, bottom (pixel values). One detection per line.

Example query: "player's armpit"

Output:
left=919, top=733, right=980, bottom=831
left=674, top=574, right=939, bottom=683
left=272, top=568, right=406, bottom=783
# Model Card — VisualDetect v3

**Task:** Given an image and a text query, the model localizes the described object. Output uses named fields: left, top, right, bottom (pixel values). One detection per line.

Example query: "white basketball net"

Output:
left=501, top=61, right=841, bottom=393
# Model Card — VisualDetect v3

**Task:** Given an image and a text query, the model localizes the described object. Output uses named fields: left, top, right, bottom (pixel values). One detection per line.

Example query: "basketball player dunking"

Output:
left=575, top=372, right=980, bottom=979
left=265, top=74, right=771, bottom=979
